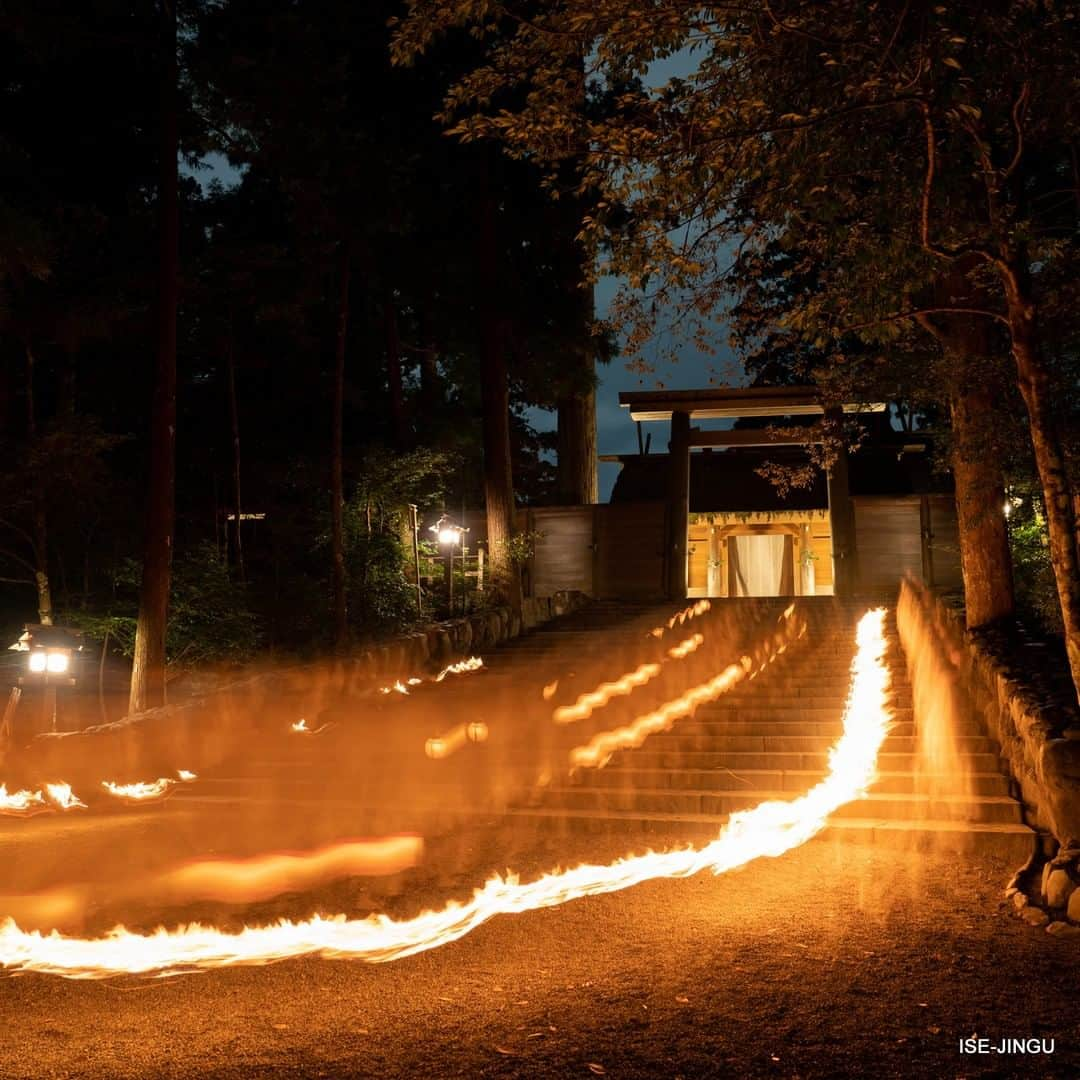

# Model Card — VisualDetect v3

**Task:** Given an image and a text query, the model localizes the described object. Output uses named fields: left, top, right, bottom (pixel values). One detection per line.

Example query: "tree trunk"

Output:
left=917, top=266, right=1015, bottom=629
left=556, top=378, right=598, bottom=504
left=418, top=279, right=441, bottom=419
left=1002, top=268, right=1080, bottom=699
left=24, top=342, right=53, bottom=625
left=225, top=322, right=244, bottom=583
left=129, top=3, right=178, bottom=715
left=949, top=382, right=1014, bottom=626
left=477, top=174, right=520, bottom=612
left=382, top=284, right=407, bottom=450
left=330, top=237, right=351, bottom=651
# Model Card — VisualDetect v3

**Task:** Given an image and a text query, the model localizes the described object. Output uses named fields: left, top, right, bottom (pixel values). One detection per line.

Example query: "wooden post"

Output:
left=825, top=411, right=857, bottom=596
left=667, top=410, right=691, bottom=600
left=409, top=504, right=422, bottom=619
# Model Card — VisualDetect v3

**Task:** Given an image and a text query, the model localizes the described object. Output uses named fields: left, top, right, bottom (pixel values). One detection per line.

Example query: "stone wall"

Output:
left=15, top=591, right=589, bottom=787
left=898, top=577, right=1080, bottom=848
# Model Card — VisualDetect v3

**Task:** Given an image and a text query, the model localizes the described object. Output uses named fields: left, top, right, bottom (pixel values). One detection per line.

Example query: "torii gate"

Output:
left=618, top=387, right=887, bottom=600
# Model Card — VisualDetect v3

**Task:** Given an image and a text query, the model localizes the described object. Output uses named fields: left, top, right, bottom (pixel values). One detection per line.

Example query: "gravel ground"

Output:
left=1, top=835, right=1077, bottom=1080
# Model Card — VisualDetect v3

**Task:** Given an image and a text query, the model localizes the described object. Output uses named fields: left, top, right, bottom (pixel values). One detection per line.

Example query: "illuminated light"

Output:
left=144, top=836, right=424, bottom=907
left=46, top=652, right=69, bottom=674
left=425, top=719, right=488, bottom=759
left=102, top=778, right=176, bottom=802
left=407, top=678, right=423, bottom=686
left=541, top=680, right=558, bottom=700
left=177, top=770, right=197, bottom=782
left=666, top=632, right=704, bottom=660
left=649, top=627, right=664, bottom=638
left=0, top=610, right=892, bottom=980
left=27, top=652, right=46, bottom=673
left=0, top=784, right=47, bottom=816
left=43, top=783, right=86, bottom=811
left=552, top=662, right=662, bottom=725
left=437, top=528, right=460, bottom=546
left=433, top=656, right=484, bottom=682
left=378, top=681, right=411, bottom=696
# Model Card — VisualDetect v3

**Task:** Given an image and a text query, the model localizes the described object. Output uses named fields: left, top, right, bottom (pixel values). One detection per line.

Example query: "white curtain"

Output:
left=730, top=534, right=787, bottom=596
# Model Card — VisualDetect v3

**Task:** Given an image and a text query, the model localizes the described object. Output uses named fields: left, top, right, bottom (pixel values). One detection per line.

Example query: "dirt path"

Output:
left=2, top=837, right=1076, bottom=1079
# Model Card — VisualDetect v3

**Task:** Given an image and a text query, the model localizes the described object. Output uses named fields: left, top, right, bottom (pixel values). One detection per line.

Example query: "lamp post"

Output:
left=429, top=513, right=466, bottom=615
left=10, top=624, right=82, bottom=733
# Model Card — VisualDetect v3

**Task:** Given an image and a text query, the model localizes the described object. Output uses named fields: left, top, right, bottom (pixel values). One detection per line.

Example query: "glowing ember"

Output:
left=666, top=632, right=704, bottom=660
left=177, top=770, right=197, bottom=782
left=552, top=662, right=662, bottom=725
left=0, top=609, right=891, bottom=980
left=541, top=680, right=558, bottom=700
left=0, top=784, right=47, bottom=816
left=42, top=783, right=86, bottom=811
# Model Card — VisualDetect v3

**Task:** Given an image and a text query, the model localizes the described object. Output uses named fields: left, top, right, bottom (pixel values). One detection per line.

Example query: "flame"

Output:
left=0, top=609, right=892, bottom=980
left=570, top=613, right=805, bottom=769
left=424, top=720, right=490, bottom=760
left=43, top=783, right=86, bottom=811
left=291, top=719, right=330, bottom=736
left=433, top=656, right=484, bottom=681
left=541, top=680, right=558, bottom=700
left=667, top=599, right=711, bottom=630
left=101, top=771, right=196, bottom=803
left=144, top=836, right=424, bottom=906
left=0, top=784, right=47, bottom=816
left=552, top=663, right=662, bottom=725
left=666, top=632, right=704, bottom=660
left=102, top=778, right=175, bottom=802
left=648, top=600, right=711, bottom=639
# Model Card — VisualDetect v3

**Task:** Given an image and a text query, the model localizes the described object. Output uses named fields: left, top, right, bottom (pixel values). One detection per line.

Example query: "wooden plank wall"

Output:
left=853, top=497, right=923, bottom=595
left=926, top=494, right=964, bottom=589
left=595, top=501, right=668, bottom=599
left=525, top=506, right=595, bottom=597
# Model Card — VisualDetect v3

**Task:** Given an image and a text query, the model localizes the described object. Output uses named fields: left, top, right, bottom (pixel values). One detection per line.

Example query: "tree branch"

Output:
left=1002, top=82, right=1030, bottom=181
left=842, top=306, right=1011, bottom=334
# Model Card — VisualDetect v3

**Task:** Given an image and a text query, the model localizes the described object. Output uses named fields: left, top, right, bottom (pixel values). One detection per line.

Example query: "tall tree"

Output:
left=129, top=0, right=178, bottom=713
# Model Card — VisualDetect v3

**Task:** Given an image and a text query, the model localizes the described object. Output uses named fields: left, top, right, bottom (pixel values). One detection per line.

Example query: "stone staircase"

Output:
left=510, top=598, right=1036, bottom=861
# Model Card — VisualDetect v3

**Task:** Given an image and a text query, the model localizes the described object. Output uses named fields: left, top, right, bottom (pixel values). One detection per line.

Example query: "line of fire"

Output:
left=1, top=5, right=1077, bottom=1078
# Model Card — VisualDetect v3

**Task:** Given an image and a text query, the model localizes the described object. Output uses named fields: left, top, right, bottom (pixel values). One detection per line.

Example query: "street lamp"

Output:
left=429, top=514, right=467, bottom=614
left=8, top=624, right=83, bottom=732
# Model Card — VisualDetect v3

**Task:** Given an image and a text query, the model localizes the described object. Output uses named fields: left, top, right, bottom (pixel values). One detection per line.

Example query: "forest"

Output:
left=1, top=2, right=1077, bottom=710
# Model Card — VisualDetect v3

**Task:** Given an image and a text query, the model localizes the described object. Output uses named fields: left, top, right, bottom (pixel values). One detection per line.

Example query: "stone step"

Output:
left=671, top=720, right=920, bottom=738
left=607, top=749, right=1004, bottom=773
left=504, top=807, right=1035, bottom=861
left=685, top=706, right=916, bottom=723
left=703, top=692, right=912, bottom=706
left=581, top=767, right=1012, bottom=797
left=540, top=786, right=1024, bottom=824
left=633, top=733, right=994, bottom=754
